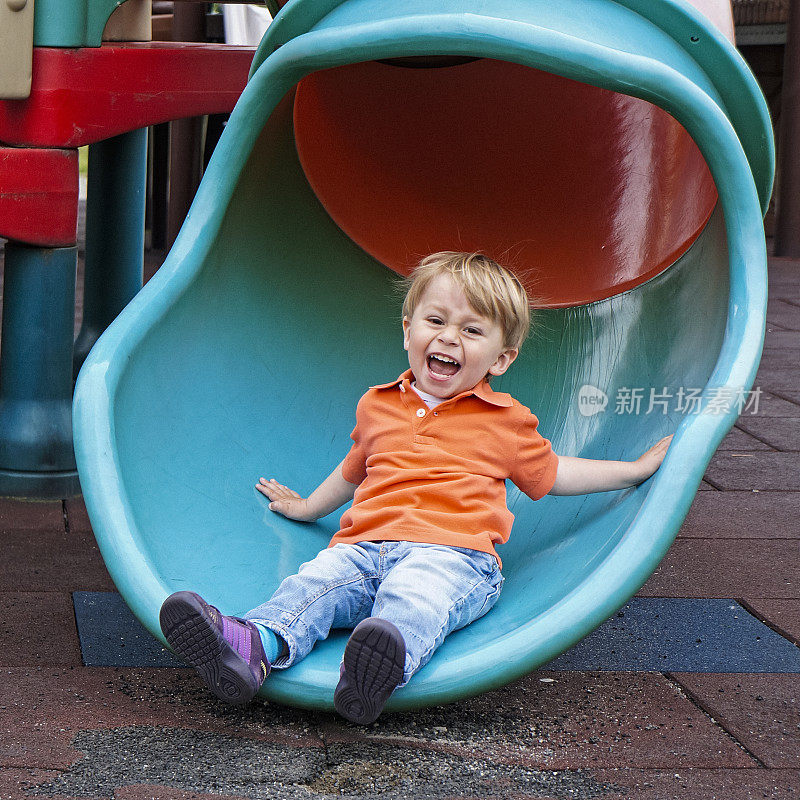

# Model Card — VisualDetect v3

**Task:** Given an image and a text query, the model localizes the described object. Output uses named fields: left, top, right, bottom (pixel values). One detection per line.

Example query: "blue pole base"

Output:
left=0, top=243, right=78, bottom=499
left=0, top=468, right=81, bottom=501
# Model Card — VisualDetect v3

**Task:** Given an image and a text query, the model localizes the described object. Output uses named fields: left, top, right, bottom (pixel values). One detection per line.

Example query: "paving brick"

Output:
left=673, top=674, right=800, bottom=768
left=750, top=391, right=800, bottom=417
left=764, top=327, right=800, bottom=349
left=755, top=365, right=800, bottom=393
left=765, top=283, right=800, bottom=302
left=766, top=255, right=800, bottom=271
left=0, top=667, right=322, bottom=771
left=772, top=388, right=800, bottom=406
left=587, top=767, right=800, bottom=799
left=767, top=272, right=800, bottom=292
left=0, top=500, right=64, bottom=533
left=766, top=299, right=800, bottom=331
left=773, top=271, right=800, bottom=288
left=549, top=599, right=800, bottom=673
left=717, top=426, right=773, bottom=451
left=323, top=672, right=756, bottom=770
left=0, top=529, right=113, bottom=592
left=736, top=416, right=800, bottom=451
left=73, top=591, right=182, bottom=668
left=767, top=257, right=800, bottom=285
left=678, top=491, right=800, bottom=540
left=768, top=281, right=800, bottom=299
left=0, top=593, right=82, bottom=667
left=639, top=540, right=798, bottom=598
left=704, top=451, right=800, bottom=490
left=757, top=347, right=800, bottom=371
left=743, top=599, right=800, bottom=646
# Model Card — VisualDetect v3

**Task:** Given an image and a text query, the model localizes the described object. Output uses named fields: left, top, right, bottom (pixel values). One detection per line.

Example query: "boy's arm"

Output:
left=549, top=435, right=672, bottom=496
left=256, top=459, right=358, bottom=522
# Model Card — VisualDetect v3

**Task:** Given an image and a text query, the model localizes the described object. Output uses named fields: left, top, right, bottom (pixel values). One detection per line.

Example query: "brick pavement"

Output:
left=0, top=253, right=797, bottom=799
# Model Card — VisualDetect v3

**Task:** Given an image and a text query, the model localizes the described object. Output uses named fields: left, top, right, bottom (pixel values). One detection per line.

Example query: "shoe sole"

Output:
left=159, top=591, right=259, bottom=705
left=334, top=617, right=406, bottom=725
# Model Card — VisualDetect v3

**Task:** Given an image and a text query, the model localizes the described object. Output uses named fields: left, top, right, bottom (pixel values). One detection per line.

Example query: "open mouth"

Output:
left=427, top=353, right=461, bottom=377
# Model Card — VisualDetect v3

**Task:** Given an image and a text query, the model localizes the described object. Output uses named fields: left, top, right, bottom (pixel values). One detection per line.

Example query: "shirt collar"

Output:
left=371, top=369, right=513, bottom=408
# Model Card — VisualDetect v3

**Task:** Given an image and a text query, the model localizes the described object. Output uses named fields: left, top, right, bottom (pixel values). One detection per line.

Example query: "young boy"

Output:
left=160, top=252, right=671, bottom=724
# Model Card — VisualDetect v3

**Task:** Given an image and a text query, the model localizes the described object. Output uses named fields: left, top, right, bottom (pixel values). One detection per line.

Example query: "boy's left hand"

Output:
left=549, top=434, right=673, bottom=496
left=633, top=435, right=673, bottom=481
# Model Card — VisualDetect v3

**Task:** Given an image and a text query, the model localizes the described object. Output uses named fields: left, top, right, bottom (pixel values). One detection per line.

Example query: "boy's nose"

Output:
left=437, top=327, right=459, bottom=345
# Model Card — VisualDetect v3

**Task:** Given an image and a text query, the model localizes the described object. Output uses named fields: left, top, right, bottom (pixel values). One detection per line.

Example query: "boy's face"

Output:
left=402, top=274, right=519, bottom=399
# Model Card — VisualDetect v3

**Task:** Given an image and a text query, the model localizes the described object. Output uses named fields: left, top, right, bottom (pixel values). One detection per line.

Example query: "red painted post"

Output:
left=0, top=45, right=254, bottom=148
left=0, top=147, right=78, bottom=246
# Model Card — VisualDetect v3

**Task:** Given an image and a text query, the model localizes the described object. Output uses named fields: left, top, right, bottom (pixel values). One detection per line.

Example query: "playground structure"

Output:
left=0, top=0, right=262, bottom=498
left=63, top=0, right=773, bottom=712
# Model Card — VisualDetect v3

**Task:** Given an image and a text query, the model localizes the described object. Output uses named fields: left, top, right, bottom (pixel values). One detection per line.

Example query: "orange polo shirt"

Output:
left=333, top=370, right=559, bottom=567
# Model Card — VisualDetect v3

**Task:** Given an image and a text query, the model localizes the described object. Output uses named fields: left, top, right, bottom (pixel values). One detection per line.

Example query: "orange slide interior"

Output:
left=293, top=59, right=718, bottom=308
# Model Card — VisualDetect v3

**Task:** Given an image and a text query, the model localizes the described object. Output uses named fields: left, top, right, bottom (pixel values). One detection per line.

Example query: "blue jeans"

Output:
left=244, top=541, right=504, bottom=686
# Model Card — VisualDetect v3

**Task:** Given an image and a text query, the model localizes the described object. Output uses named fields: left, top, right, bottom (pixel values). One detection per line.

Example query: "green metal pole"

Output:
left=73, top=128, right=148, bottom=377
left=33, top=0, right=89, bottom=47
left=0, top=243, right=81, bottom=498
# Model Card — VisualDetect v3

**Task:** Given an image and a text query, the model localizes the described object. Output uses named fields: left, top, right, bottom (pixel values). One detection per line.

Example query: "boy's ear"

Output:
left=488, top=347, right=519, bottom=377
left=402, top=316, right=411, bottom=351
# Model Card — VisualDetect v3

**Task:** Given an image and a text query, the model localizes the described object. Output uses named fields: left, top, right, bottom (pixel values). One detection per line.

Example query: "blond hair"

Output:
left=402, top=252, right=531, bottom=350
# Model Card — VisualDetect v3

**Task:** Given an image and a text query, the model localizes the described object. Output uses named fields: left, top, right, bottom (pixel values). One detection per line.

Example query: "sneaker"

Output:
left=334, top=617, right=406, bottom=724
left=159, top=590, right=270, bottom=705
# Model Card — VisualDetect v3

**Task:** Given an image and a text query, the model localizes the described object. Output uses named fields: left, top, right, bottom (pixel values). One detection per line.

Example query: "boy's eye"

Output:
left=427, top=317, right=444, bottom=325
left=465, top=327, right=483, bottom=336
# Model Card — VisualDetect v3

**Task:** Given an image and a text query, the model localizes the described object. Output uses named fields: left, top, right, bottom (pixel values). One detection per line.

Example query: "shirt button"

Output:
left=416, top=408, right=426, bottom=417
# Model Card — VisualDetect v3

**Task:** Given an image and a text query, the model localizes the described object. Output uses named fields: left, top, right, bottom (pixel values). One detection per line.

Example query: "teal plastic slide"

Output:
left=73, top=0, right=773, bottom=711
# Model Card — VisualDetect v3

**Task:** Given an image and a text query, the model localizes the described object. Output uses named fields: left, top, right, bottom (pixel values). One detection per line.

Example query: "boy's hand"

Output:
left=549, top=434, right=673, bottom=496
left=256, top=462, right=358, bottom=523
left=256, top=479, right=317, bottom=522
left=633, top=435, right=673, bottom=482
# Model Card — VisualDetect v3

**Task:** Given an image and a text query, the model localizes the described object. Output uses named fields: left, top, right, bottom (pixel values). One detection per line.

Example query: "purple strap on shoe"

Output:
left=222, top=615, right=251, bottom=663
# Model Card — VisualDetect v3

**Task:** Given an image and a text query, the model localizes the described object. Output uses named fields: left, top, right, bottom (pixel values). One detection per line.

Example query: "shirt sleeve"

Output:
left=339, top=393, right=370, bottom=485
left=509, top=412, right=559, bottom=500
